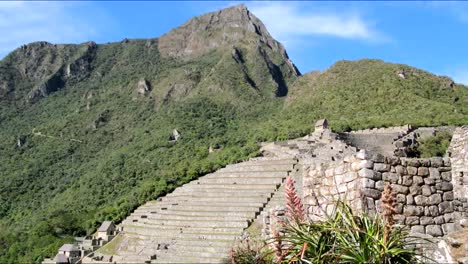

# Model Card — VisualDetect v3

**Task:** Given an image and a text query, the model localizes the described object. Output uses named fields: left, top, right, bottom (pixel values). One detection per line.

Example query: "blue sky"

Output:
left=1, top=1, right=468, bottom=84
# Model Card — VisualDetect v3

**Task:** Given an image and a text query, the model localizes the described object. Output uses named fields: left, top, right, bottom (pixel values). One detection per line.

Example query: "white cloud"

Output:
left=0, top=1, right=104, bottom=57
left=247, top=2, right=388, bottom=44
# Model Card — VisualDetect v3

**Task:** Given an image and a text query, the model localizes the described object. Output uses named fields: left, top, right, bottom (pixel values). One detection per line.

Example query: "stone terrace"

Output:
left=83, top=157, right=299, bottom=264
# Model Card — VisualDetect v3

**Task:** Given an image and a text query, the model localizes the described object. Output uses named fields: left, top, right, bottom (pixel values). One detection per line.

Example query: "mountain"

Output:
left=0, top=5, right=466, bottom=263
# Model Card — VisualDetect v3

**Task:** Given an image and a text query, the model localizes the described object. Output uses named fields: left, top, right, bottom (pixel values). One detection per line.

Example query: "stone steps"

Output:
left=155, top=196, right=270, bottom=203
left=194, top=177, right=284, bottom=184
left=122, top=224, right=242, bottom=235
left=129, top=212, right=251, bottom=222
left=124, top=230, right=241, bottom=241
left=164, top=191, right=273, bottom=198
left=90, top=156, right=297, bottom=263
left=219, top=165, right=294, bottom=172
left=153, top=255, right=226, bottom=264
left=208, top=171, right=288, bottom=177
left=130, top=209, right=257, bottom=218
left=127, top=218, right=250, bottom=228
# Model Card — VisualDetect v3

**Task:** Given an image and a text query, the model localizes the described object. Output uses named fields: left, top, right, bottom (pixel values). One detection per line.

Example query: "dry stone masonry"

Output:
left=303, top=125, right=467, bottom=237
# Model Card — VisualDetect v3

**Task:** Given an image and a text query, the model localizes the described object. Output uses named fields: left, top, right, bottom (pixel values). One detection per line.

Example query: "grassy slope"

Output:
left=284, top=59, right=467, bottom=132
left=0, top=49, right=466, bottom=262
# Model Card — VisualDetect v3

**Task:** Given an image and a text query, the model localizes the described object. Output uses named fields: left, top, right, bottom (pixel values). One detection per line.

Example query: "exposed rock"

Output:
left=170, top=129, right=181, bottom=141
left=137, top=79, right=151, bottom=95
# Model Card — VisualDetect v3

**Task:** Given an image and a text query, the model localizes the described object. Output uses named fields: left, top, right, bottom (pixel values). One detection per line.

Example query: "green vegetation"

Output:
left=273, top=202, right=421, bottom=264
left=416, top=131, right=453, bottom=158
left=0, top=24, right=466, bottom=263
left=286, top=59, right=468, bottom=131
left=230, top=185, right=423, bottom=264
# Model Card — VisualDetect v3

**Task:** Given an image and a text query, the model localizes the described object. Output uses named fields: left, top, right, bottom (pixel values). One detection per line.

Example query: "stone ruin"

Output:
left=261, top=119, right=468, bottom=263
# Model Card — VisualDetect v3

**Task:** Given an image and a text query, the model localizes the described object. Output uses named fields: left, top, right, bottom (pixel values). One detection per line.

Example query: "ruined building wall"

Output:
left=449, top=126, right=468, bottom=201
left=304, top=129, right=468, bottom=237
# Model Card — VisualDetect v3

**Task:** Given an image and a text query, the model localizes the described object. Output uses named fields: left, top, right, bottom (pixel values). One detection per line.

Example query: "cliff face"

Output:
left=158, top=5, right=289, bottom=59
left=0, top=4, right=299, bottom=106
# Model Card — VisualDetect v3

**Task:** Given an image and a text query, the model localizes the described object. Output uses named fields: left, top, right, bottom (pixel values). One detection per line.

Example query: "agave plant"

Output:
left=270, top=183, right=424, bottom=264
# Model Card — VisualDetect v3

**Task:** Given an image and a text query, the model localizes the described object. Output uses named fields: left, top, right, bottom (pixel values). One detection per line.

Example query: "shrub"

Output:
left=228, top=236, right=271, bottom=264
left=416, top=131, right=452, bottom=158
left=269, top=184, right=423, bottom=264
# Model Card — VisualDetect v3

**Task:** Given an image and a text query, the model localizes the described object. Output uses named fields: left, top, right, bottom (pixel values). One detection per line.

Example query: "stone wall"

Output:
left=304, top=147, right=467, bottom=237
left=449, top=126, right=468, bottom=201
left=304, top=153, right=362, bottom=221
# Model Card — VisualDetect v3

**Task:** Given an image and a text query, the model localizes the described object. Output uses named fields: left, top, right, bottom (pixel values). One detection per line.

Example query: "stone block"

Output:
left=406, top=195, right=414, bottom=205
left=406, top=216, right=420, bottom=225
left=401, top=176, right=413, bottom=186
left=437, top=182, right=453, bottom=191
left=441, top=172, right=452, bottom=181
left=428, top=194, right=442, bottom=205
left=417, top=167, right=429, bottom=176
left=363, top=188, right=381, bottom=199
left=430, top=157, right=443, bottom=167
left=429, top=168, right=441, bottom=179
left=409, top=185, right=422, bottom=196
left=395, top=203, right=403, bottom=214
left=336, top=184, right=347, bottom=193
left=395, top=165, right=407, bottom=175
left=334, top=175, right=344, bottom=185
left=356, top=150, right=369, bottom=160
left=443, top=192, right=454, bottom=201
left=421, top=185, right=432, bottom=196
left=374, top=163, right=391, bottom=172
left=343, top=171, right=358, bottom=183
left=414, top=195, right=429, bottom=206
left=325, top=168, right=334, bottom=177
left=358, top=168, right=375, bottom=179
left=443, top=212, right=459, bottom=223
left=438, top=202, right=454, bottom=214
left=420, top=159, right=431, bottom=167
left=442, top=157, right=451, bottom=167
left=442, top=223, right=455, bottom=235
left=413, top=176, right=424, bottom=185
left=393, top=214, right=406, bottom=225
left=363, top=178, right=375, bottom=188
left=420, top=216, right=434, bottom=225
left=426, top=225, right=443, bottom=237
left=439, top=166, right=451, bottom=172
left=403, top=205, right=424, bottom=216
left=358, top=160, right=374, bottom=169
left=396, top=194, right=406, bottom=203
left=365, top=197, right=375, bottom=210
left=323, top=177, right=334, bottom=186
left=407, top=159, right=421, bottom=167
left=410, top=225, right=425, bottom=234
left=335, top=165, right=345, bottom=175
left=424, top=177, right=435, bottom=185
left=425, top=205, right=439, bottom=216
left=407, top=166, right=418, bottom=175
left=383, top=172, right=399, bottom=183
left=434, top=216, right=445, bottom=225
left=385, top=156, right=400, bottom=166
left=375, top=180, right=385, bottom=191
left=370, top=153, right=385, bottom=163
left=374, top=172, right=382, bottom=180
left=392, top=184, right=409, bottom=195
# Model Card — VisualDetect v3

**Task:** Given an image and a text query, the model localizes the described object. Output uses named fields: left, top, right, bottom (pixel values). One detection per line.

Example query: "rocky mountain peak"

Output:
left=158, top=4, right=285, bottom=59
